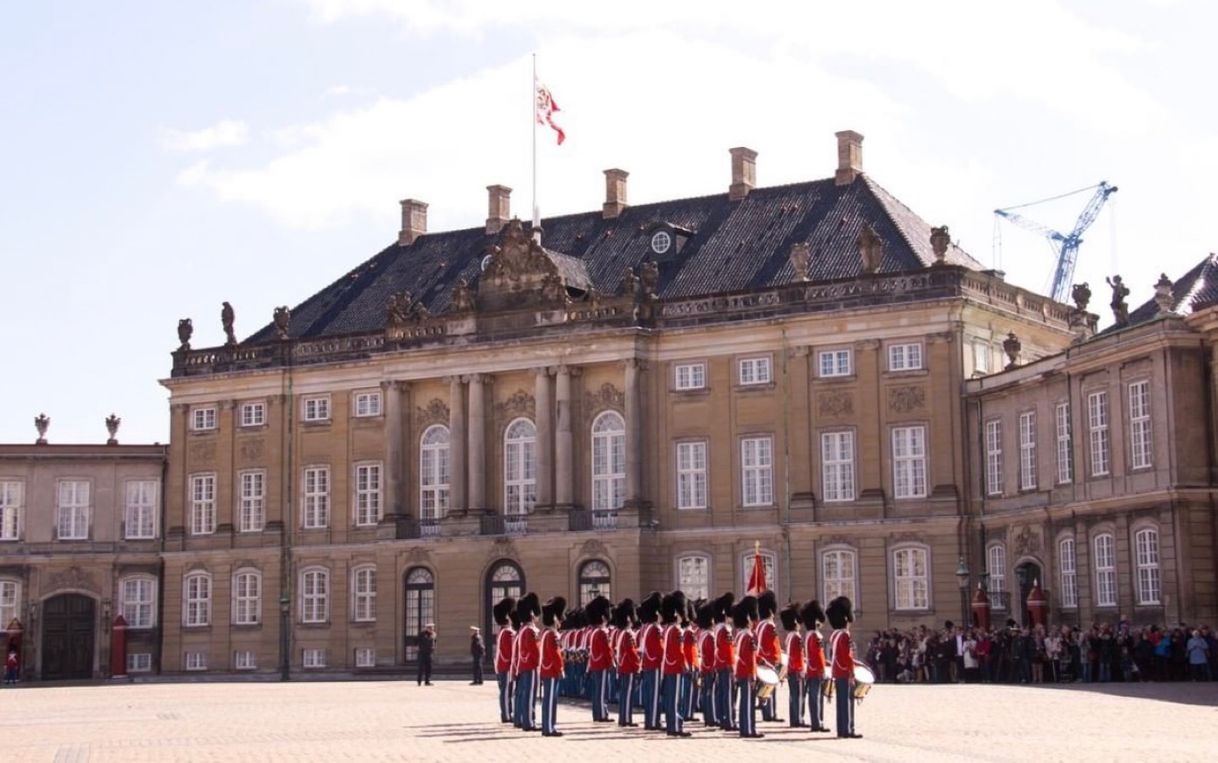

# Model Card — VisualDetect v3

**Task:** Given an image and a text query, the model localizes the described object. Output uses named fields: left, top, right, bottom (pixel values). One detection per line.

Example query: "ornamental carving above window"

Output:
left=818, top=391, right=854, bottom=417
left=584, top=383, right=624, bottom=415
left=887, top=385, right=926, bottom=413
left=414, top=399, right=450, bottom=428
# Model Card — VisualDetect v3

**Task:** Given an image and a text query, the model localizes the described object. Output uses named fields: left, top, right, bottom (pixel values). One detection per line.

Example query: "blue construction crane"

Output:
left=993, top=181, right=1118, bottom=303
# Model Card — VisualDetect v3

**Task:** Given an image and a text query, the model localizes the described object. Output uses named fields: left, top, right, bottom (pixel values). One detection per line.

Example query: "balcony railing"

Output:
left=569, top=508, right=620, bottom=531
left=480, top=514, right=527, bottom=536
left=420, top=519, right=441, bottom=538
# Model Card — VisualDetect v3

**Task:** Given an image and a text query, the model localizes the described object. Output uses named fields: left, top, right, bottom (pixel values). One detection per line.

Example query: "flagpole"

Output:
left=531, top=52, right=538, bottom=235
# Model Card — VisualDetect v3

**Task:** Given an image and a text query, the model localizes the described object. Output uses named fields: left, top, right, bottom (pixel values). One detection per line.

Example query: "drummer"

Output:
left=826, top=597, right=862, bottom=739
left=755, top=591, right=784, bottom=723
left=732, top=596, right=763, bottom=738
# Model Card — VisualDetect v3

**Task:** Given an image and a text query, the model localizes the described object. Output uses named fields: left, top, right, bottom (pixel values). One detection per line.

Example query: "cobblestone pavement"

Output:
left=1, top=679, right=1215, bottom=762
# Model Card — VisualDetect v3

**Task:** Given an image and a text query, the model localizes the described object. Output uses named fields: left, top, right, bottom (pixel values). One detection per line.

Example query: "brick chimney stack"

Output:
left=835, top=130, right=864, bottom=185
left=398, top=199, right=428, bottom=246
left=729, top=147, right=757, bottom=201
left=603, top=169, right=628, bottom=219
left=486, top=185, right=512, bottom=235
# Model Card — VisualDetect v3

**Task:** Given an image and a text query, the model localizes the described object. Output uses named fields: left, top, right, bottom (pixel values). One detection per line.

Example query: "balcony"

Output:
left=480, top=514, right=527, bottom=537
left=569, top=509, right=619, bottom=531
left=419, top=519, right=441, bottom=538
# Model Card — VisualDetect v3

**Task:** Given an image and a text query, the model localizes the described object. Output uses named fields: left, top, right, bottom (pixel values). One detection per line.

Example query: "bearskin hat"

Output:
left=586, top=595, right=612, bottom=626
left=542, top=596, right=567, bottom=627
left=732, top=596, right=758, bottom=629
left=694, top=599, right=714, bottom=630
left=825, top=596, right=853, bottom=629
left=612, top=598, right=636, bottom=629
left=779, top=602, right=801, bottom=632
left=562, top=607, right=584, bottom=631
left=638, top=591, right=662, bottom=623
left=799, top=599, right=825, bottom=630
left=713, top=592, right=736, bottom=623
left=516, top=592, right=541, bottom=624
left=758, top=590, right=779, bottom=619
left=661, top=590, right=688, bottom=625
left=493, top=596, right=516, bottom=627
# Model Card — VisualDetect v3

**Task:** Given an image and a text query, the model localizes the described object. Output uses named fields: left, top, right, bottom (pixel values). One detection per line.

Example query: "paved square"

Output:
left=1, top=680, right=1214, bottom=761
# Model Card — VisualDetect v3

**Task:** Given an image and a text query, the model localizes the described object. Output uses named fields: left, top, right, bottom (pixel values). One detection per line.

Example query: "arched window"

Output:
left=1093, top=533, right=1117, bottom=607
left=740, top=549, right=778, bottom=600
left=1058, top=537, right=1078, bottom=609
left=420, top=425, right=450, bottom=522
left=892, top=545, right=930, bottom=611
left=1134, top=527, right=1161, bottom=605
left=405, top=567, right=436, bottom=661
left=300, top=567, right=329, bottom=624
left=183, top=571, right=212, bottom=627
left=987, top=544, right=1007, bottom=610
left=119, top=575, right=156, bottom=629
left=578, top=560, right=612, bottom=605
left=821, top=548, right=857, bottom=604
left=504, top=419, right=537, bottom=516
left=0, top=578, right=21, bottom=627
left=352, top=565, right=377, bottom=622
left=591, top=412, right=626, bottom=512
left=676, top=554, right=710, bottom=601
left=232, top=569, right=261, bottom=626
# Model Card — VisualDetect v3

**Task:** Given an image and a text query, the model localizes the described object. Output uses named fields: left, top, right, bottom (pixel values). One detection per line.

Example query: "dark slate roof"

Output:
left=246, top=174, right=983, bottom=342
left=1125, top=252, right=1218, bottom=326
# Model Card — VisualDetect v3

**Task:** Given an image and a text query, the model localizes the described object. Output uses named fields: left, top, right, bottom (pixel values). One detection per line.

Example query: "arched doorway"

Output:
left=484, top=560, right=525, bottom=644
left=1014, top=560, right=1043, bottom=626
left=403, top=567, right=435, bottom=663
left=41, top=593, right=95, bottom=680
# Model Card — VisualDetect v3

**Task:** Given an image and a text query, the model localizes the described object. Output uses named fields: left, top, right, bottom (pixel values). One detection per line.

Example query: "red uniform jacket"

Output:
left=589, top=626, right=612, bottom=672
left=785, top=632, right=805, bottom=675
left=682, top=627, right=698, bottom=671
left=495, top=627, right=515, bottom=674
left=540, top=629, right=564, bottom=680
left=640, top=623, right=663, bottom=671
left=662, top=625, right=686, bottom=675
left=515, top=624, right=540, bottom=674
left=714, top=623, right=735, bottom=671
left=616, top=628, right=641, bottom=674
left=757, top=620, right=782, bottom=666
left=699, top=629, right=716, bottom=674
left=734, top=629, right=757, bottom=680
left=805, top=631, right=827, bottom=678
left=829, top=629, right=853, bottom=679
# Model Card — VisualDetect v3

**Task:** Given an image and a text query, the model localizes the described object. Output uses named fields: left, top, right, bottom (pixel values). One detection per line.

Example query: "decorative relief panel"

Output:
left=1013, top=525, right=1042, bottom=557
left=583, top=383, right=625, bottom=415
left=817, top=391, right=854, bottom=417
left=579, top=538, right=610, bottom=560
left=887, top=385, right=926, bottom=413
left=238, top=438, right=264, bottom=463
left=414, top=398, right=450, bottom=428
left=493, top=390, right=536, bottom=422
left=189, top=441, right=216, bottom=463
left=47, top=566, right=99, bottom=595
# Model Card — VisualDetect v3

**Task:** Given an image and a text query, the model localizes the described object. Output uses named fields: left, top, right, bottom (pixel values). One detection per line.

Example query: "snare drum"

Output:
left=851, top=663, right=876, bottom=701
left=755, top=665, right=781, bottom=701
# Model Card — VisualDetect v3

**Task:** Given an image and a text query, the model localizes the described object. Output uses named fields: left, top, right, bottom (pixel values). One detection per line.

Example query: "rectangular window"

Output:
left=675, top=362, right=707, bottom=391
left=302, top=396, right=331, bottom=422
left=892, top=426, right=927, bottom=499
left=822, top=549, right=857, bottom=603
left=1129, top=381, right=1152, bottom=470
left=741, top=436, right=773, bottom=507
left=738, top=356, right=772, bottom=386
left=821, top=431, right=855, bottom=502
left=676, top=555, right=710, bottom=601
left=189, top=474, right=216, bottom=535
left=233, top=572, right=261, bottom=625
left=185, top=652, right=208, bottom=671
left=354, top=390, right=382, bottom=418
left=302, top=467, right=330, bottom=529
left=888, top=343, right=923, bottom=371
left=0, top=480, right=23, bottom=541
left=1019, top=411, right=1037, bottom=491
left=354, top=463, right=382, bottom=526
left=355, top=647, right=376, bottom=668
left=893, top=547, right=930, bottom=610
left=1135, top=529, right=1161, bottom=605
left=57, top=480, right=90, bottom=540
left=973, top=341, right=990, bottom=374
left=124, top=480, right=157, bottom=539
left=303, top=648, right=327, bottom=669
left=121, top=578, right=156, bottom=629
left=127, top=653, right=152, bottom=673
left=1059, top=538, right=1078, bottom=609
left=818, top=349, right=852, bottom=378
left=984, top=419, right=1003, bottom=496
left=238, top=470, right=265, bottom=533
left=184, top=575, right=211, bottom=627
left=352, top=567, right=377, bottom=623
left=240, top=402, right=265, bottom=427
left=0, top=581, right=18, bottom=628
left=987, top=545, right=1007, bottom=610
left=676, top=441, right=708, bottom=509
left=191, top=406, right=217, bottom=431
left=234, top=651, right=257, bottom=670
left=301, top=570, right=329, bottom=624
left=1094, top=534, right=1117, bottom=607
left=1088, top=391, right=1110, bottom=477
left=1055, top=402, right=1073, bottom=484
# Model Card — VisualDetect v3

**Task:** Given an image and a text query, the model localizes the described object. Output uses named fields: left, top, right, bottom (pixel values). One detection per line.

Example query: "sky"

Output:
left=2, top=0, right=1216, bottom=445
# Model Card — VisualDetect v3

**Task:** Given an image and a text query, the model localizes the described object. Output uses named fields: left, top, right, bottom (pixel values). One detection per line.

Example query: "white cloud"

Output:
left=162, top=119, right=250, bottom=152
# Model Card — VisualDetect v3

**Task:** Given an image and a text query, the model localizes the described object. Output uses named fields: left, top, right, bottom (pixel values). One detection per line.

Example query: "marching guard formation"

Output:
left=491, top=589, right=871, bottom=739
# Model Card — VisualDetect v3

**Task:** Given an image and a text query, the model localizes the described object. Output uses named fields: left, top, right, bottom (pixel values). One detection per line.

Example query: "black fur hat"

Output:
left=825, top=596, right=853, bottom=629
left=686, top=596, right=698, bottom=624
left=493, top=596, right=516, bottom=627
left=661, top=590, right=688, bottom=625
left=638, top=591, right=662, bottom=623
left=713, top=592, right=736, bottom=624
left=562, top=607, right=584, bottom=631
left=758, top=590, right=778, bottom=619
left=542, top=596, right=567, bottom=627
left=799, top=600, right=825, bottom=629
left=732, top=596, right=758, bottom=629
left=586, top=595, right=611, bottom=626
left=612, top=598, right=636, bottom=629
left=694, top=599, right=714, bottom=630
left=779, top=602, right=801, bottom=631
left=516, top=592, right=541, bottom=624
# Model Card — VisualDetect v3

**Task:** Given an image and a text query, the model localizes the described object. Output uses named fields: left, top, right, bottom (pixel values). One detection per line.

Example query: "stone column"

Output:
left=534, top=368, right=554, bottom=509
left=381, top=381, right=404, bottom=518
left=624, top=358, right=642, bottom=505
left=466, top=374, right=486, bottom=511
left=447, top=376, right=466, bottom=513
left=555, top=365, right=574, bottom=507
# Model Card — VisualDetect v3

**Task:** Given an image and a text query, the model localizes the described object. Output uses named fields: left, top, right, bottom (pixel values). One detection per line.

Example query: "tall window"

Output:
left=822, top=548, right=858, bottom=603
left=405, top=567, right=435, bottom=660
left=1055, top=402, right=1073, bottom=484
left=987, top=544, right=1007, bottom=610
left=0, top=579, right=18, bottom=627
left=485, top=562, right=521, bottom=639
left=189, top=474, right=215, bottom=535
left=504, top=419, right=537, bottom=516
left=676, top=554, right=710, bottom=601
left=120, top=577, right=156, bottom=628
left=354, top=463, right=382, bottom=527
left=352, top=566, right=377, bottom=622
left=57, top=480, right=90, bottom=540
left=676, top=441, right=708, bottom=509
left=419, top=425, right=450, bottom=520
left=1094, top=533, right=1117, bottom=607
left=232, top=569, right=261, bottom=625
left=183, top=572, right=211, bottom=627
left=302, top=466, right=330, bottom=529
left=125, top=480, right=157, bottom=540
left=1059, top=537, right=1078, bottom=609
left=892, top=426, right=927, bottom=499
left=984, top=419, right=1003, bottom=496
left=741, top=436, right=774, bottom=507
left=591, top=412, right=626, bottom=511
left=578, top=560, right=612, bottom=606
left=1134, top=528, right=1161, bottom=605
left=973, top=341, right=991, bottom=374
left=741, top=550, right=778, bottom=599
left=0, top=481, right=23, bottom=541
left=1019, top=411, right=1037, bottom=490
left=893, top=546, right=930, bottom=610
left=300, top=568, right=329, bottom=623
left=1088, top=391, right=1110, bottom=477
left=821, top=431, right=855, bottom=502
left=1129, top=381, right=1152, bottom=470
left=238, top=470, right=265, bottom=532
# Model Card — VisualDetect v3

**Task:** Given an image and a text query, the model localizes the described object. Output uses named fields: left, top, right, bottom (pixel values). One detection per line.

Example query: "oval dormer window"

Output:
left=650, top=230, right=672, bottom=256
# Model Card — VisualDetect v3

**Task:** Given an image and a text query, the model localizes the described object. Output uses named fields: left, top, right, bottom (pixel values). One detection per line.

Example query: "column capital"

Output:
left=854, top=339, right=881, bottom=351
left=621, top=357, right=646, bottom=372
left=380, top=379, right=410, bottom=392
left=462, top=372, right=487, bottom=385
left=789, top=345, right=811, bottom=358
left=444, top=374, right=463, bottom=386
left=170, top=402, right=189, bottom=414
left=220, top=399, right=238, bottom=411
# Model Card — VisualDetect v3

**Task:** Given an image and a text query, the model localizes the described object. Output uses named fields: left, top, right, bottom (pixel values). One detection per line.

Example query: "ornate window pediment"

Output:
left=476, top=219, right=590, bottom=312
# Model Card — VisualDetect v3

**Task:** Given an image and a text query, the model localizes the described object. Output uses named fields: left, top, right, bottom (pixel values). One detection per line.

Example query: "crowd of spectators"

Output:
left=863, top=618, right=1215, bottom=685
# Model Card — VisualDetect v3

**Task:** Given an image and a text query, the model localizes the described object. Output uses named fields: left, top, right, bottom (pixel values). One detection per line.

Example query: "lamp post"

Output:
left=955, top=557, right=970, bottom=626
left=279, top=592, right=291, bottom=682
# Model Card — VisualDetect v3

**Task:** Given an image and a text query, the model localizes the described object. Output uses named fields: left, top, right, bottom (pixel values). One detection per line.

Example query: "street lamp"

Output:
left=955, top=557, right=970, bottom=626
left=279, top=592, right=291, bottom=682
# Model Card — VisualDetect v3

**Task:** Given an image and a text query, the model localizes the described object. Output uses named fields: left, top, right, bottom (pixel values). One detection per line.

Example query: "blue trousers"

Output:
left=834, top=677, right=853, bottom=736
left=787, top=673, right=804, bottom=727
left=641, top=669, right=661, bottom=729
left=662, top=673, right=684, bottom=734
left=804, top=676, right=824, bottom=729
left=516, top=670, right=537, bottom=730
left=701, top=672, right=717, bottom=725
left=590, top=669, right=609, bottom=720
left=682, top=669, right=697, bottom=718
left=716, top=669, right=735, bottom=729
left=541, top=676, right=560, bottom=734
left=736, top=678, right=756, bottom=736
left=617, top=672, right=636, bottom=724
left=496, top=672, right=513, bottom=722
left=760, top=681, right=778, bottom=720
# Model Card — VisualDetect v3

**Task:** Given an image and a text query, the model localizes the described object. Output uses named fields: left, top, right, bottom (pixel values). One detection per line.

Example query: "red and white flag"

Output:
left=746, top=544, right=768, bottom=597
left=535, top=80, right=565, bottom=146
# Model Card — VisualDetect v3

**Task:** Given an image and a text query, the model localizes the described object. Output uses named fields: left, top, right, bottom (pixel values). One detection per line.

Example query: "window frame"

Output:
left=237, top=469, right=266, bottom=533
left=188, top=473, right=216, bottom=536
left=821, top=430, right=856, bottom=502
left=419, top=425, right=451, bottom=521
left=353, top=389, right=383, bottom=418
left=302, top=648, right=327, bottom=669
left=302, top=465, right=330, bottom=530
left=1128, top=380, right=1152, bottom=470
left=1058, top=536, right=1079, bottom=609
left=302, top=395, right=331, bottom=423
left=300, top=567, right=330, bottom=624
left=232, top=568, right=262, bottom=626
left=892, top=544, right=931, bottom=611
left=986, top=544, right=1007, bottom=610
left=191, top=406, right=217, bottom=432
left=56, top=479, right=91, bottom=541
left=120, top=575, right=157, bottom=629
left=821, top=547, right=858, bottom=605
left=239, top=401, right=266, bottom=428
left=127, top=653, right=153, bottom=673
left=234, top=650, right=257, bottom=670
left=0, top=578, right=20, bottom=628
left=184, top=652, right=208, bottom=671
left=675, top=553, right=711, bottom=601
left=578, top=559, right=612, bottom=606
left=1055, top=402, right=1073, bottom=485
left=1133, top=526, right=1161, bottom=605
left=0, top=480, right=23, bottom=541
left=740, top=435, right=774, bottom=508
left=1087, top=390, right=1111, bottom=477
left=591, top=411, right=626, bottom=512
left=817, top=349, right=852, bottom=378
left=1018, top=410, right=1037, bottom=491
left=351, top=565, right=377, bottom=623
left=738, top=356, right=773, bottom=386
left=674, top=362, right=707, bottom=391
left=891, top=425, right=928, bottom=499
left=1093, top=532, right=1118, bottom=607
left=984, top=418, right=1003, bottom=497
left=183, top=571, right=212, bottom=628
left=503, top=418, right=537, bottom=517
left=124, top=479, right=158, bottom=540
left=887, top=342, right=923, bottom=372
left=675, top=440, right=709, bottom=510
left=972, top=340, right=991, bottom=375
left=355, top=647, right=376, bottom=668
left=353, top=462, right=383, bottom=527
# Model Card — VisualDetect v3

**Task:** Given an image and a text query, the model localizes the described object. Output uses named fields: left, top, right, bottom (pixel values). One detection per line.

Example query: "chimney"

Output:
left=486, top=185, right=512, bottom=235
left=729, top=147, right=757, bottom=201
left=603, top=169, right=628, bottom=219
left=835, top=130, right=864, bottom=185
left=398, top=199, right=428, bottom=246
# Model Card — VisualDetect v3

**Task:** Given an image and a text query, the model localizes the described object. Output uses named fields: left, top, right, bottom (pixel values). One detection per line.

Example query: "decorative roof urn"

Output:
left=105, top=413, right=121, bottom=445
left=34, top=413, right=49, bottom=445
left=1002, top=331, right=1022, bottom=370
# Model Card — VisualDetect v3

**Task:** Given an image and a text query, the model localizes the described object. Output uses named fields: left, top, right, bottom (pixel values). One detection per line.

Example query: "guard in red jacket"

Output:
left=801, top=600, right=830, bottom=733
left=492, top=596, right=517, bottom=724
left=780, top=602, right=805, bottom=728
left=660, top=590, right=690, bottom=737
left=712, top=592, right=737, bottom=731
left=637, top=591, right=664, bottom=731
left=681, top=602, right=700, bottom=721
left=827, top=596, right=860, bottom=739
left=732, top=595, right=762, bottom=738
left=513, top=593, right=542, bottom=731
left=755, top=590, right=784, bottom=722
left=696, top=600, right=718, bottom=727
left=539, top=596, right=567, bottom=737
left=612, top=599, right=640, bottom=727
left=585, top=596, right=614, bottom=723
